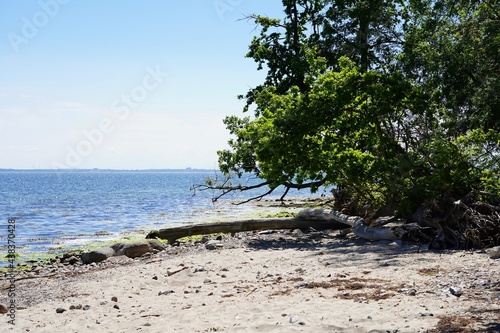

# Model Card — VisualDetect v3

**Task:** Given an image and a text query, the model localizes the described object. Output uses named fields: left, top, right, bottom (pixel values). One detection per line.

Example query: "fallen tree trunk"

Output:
left=298, top=209, right=431, bottom=242
left=147, top=209, right=432, bottom=244
left=298, top=209, right=398, bottom=240
left=146, top=217, right=348, bottom=243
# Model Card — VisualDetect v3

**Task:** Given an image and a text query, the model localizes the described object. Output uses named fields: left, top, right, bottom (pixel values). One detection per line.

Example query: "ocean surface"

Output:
left=0, top=170, right=317, bottom=265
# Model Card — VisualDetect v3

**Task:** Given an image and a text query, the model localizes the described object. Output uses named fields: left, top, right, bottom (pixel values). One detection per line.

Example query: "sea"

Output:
left=0, top=169, right=319, bottom=266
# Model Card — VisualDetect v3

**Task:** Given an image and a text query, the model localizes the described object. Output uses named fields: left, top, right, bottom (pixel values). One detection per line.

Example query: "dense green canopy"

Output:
left=206, top=0, right=499, bottom=247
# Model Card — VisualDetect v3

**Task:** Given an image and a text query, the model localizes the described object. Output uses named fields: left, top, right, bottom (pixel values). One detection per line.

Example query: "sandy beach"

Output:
left=1, top=224, right=499, bottom=333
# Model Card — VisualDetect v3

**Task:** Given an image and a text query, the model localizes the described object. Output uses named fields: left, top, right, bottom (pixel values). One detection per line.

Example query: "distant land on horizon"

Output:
left=0, top=168, right=220, bottom=173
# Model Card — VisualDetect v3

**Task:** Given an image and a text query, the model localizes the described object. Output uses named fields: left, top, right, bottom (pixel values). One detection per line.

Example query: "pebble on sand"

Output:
left=489, top=246, right=500, bottom=259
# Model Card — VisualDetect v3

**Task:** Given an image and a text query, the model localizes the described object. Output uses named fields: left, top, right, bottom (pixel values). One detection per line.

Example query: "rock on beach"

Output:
left=111, top=241, right=152, bottom=258
left=1, top=225, right=499, bottom=333
left=81, top=247, right=115, bottom=264
left=489, top=246, right=500, bottom=259
left=81, top=240, right=167, bottom=264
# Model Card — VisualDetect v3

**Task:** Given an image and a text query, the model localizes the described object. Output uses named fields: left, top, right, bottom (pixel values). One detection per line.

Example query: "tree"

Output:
left=199, top=0, right=500, bottom=248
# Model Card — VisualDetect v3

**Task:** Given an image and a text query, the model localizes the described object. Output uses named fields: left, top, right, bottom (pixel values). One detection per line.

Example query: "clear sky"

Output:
left=0, top=0, right=283, bottom=169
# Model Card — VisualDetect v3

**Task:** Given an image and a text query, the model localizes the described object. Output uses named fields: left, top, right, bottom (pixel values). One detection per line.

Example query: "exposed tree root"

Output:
left=297, top=208, right=433, bottom=243
left=446, top=195, right=500, bottom=249
left=192, top=179, right=499, bottom=249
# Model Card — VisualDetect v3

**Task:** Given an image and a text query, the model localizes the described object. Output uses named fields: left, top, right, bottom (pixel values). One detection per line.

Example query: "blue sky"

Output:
left=0, top=0, right=283, bottom=169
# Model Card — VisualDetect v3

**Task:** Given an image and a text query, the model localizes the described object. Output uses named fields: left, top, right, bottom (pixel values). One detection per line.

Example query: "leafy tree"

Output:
left=402, top=0, right=500, bottom=133
left=201, top=0, right=500, bottom=248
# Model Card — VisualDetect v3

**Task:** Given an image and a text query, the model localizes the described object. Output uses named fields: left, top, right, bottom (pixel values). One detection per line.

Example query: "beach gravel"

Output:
left=1, top=199, right=498, bottom=332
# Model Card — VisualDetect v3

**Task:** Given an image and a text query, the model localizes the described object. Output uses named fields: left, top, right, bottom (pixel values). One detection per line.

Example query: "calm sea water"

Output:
left=0, top=170, right=314, bottom=264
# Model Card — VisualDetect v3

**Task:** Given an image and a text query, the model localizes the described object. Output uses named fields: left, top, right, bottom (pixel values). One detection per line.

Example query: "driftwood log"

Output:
left=146, top=216, right=348, bottom=243
left=297, top=209, right=425, bottom=241
left=146, top=208, right=432, bottom=244
left=147, top=199, right=498, bottom=247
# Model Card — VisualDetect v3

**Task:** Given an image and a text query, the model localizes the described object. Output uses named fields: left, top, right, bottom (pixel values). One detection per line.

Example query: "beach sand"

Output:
left=1, top=228, right=499, bottom=333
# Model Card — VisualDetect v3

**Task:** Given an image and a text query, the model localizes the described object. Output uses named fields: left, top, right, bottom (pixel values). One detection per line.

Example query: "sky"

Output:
left=0, top=0, right=284, bottom=170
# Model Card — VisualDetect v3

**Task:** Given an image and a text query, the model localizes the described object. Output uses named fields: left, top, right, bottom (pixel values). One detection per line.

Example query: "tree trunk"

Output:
left=146, top=217, right=348, bottom=244
left=297, top=209, right=426, bottom=242
left=147, top=209, right=431, bottom=244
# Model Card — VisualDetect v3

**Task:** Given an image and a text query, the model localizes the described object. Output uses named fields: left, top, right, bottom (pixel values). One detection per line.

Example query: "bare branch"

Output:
left=283, top=179, right=326, bottom=190
left=193, top=175, right=327, bottom=205
left=280, top=186, right=290, bottom=201
left=235, top=186, right=278, bottom=205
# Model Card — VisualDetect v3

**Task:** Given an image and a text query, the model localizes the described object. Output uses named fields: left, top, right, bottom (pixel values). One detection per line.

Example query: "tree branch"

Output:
left=193, top=176, right=327, bottom=205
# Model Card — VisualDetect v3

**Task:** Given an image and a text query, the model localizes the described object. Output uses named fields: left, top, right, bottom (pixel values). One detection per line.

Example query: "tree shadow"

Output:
left=485, top=322, right=500, bottom=333
left=246, top=230, right=443, bottom=269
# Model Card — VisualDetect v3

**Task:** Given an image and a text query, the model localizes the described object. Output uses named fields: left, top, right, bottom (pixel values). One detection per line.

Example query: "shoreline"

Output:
left=2, top=170, right=325, bottom=265
left=1, top=197, right=326, bottom=270
left=1, top=197, right=499, bottom=332
left=1, top=226, right=499, bottom=332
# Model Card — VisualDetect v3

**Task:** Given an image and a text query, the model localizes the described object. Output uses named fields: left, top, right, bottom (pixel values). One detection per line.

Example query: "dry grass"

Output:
left=426, top=314, right=498, bottom=333
left=417, top=266, right=441, bottom=276
left=269, top=287, right=293, bottom=297
left=280, top=277, right=400, bottom=301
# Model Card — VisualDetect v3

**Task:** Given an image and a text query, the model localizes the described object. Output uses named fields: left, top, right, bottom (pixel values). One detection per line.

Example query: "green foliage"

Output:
left=216, top=0, right=500, bottom=216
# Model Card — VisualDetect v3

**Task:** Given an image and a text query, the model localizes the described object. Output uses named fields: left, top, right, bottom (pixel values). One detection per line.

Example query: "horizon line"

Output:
left=0, top=167, right=221, bottom=172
